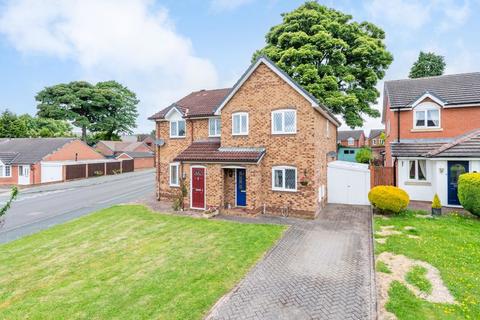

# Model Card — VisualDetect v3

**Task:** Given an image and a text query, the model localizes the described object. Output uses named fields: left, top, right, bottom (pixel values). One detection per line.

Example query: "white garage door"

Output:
left=327, top=161, right=370, bottom=205
left=41, top=162, right=63, bottom=183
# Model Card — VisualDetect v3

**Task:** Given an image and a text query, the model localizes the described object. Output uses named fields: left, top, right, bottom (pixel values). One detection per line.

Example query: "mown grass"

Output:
left=405, top=266, right=432, bottom=294
left=0, top=205, right=285, bottom=319
left=375, top=210, right=480, bottom=319
left=376, top=260, right=392, bottom=274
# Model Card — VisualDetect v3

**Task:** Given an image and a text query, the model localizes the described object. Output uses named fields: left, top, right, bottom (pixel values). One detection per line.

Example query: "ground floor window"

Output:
left=408, top=159, right=427, bottom=181
left=169, top=163, right=180, bottom=186
left=272, top=166, right=297, bottom=191
left=0, top=165, right=11, bottom=177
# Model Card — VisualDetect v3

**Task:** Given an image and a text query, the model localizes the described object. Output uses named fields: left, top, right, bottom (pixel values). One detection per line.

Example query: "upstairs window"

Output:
left=170, top=119, right=186, bottom=138
left=272, top=109, right=296, bottom=134
left=232, top=112, right=248, bottom=135
left=347, top=137, right=355, bottom=146
left=414, top=103, right=440, bottom=129
left=272, top=166, right=297, bottom=192
left=209, top=118, right=221, bottom=137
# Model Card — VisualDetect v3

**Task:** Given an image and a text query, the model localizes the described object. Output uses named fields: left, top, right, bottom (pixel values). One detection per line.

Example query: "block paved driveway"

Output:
left=207, top=204, right=375, bottom=320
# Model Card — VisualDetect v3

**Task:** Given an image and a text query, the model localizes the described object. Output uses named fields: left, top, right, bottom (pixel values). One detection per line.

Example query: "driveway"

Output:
left=207, top=204, right=375, bottom=320
left=0, top=169, right=155, bottom=243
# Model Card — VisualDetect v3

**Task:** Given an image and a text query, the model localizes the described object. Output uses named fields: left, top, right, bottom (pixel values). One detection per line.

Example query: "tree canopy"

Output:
left=356, top=147, right=373, bottom=164
left=409, top=51, right=446, bottom=78
left=36, top=80, right=139, bottom=141
left=253, top=1, right=393, bottom=127
left=0, top=110, right=72, bottom=138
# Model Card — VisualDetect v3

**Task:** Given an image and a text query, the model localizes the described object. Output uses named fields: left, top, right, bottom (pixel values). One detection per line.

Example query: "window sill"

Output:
left=410, top=128, right=443, bottom=132
left=404, top=181, right=431, bottom=186
left=272, top=188, right=297, bottom=193
left=271, top=132, right=297, bottom=136
left=232, top=134, right=248, bottom=137
left=169, top=136, right=186, bottom=139
left=169, top=184, right=180, bottom=188
left=208, top=135, right=221, bottom=138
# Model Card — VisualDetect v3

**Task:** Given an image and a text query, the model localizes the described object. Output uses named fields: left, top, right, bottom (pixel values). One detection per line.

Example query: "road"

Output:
left=0, top=169, right=155, bottom=243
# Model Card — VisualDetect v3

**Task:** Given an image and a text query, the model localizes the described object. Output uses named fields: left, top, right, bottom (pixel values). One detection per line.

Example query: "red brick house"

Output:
left=383, top=72, right=480, bottom=206
left=337, top=130, right=366, bottom=148
left=149, top=57, right=340, bottom=218
left=95, top=140, right=154, bottom=168
left=367, top=129, right=385, bottom=163
left=0, top=138, right=105, bottom=185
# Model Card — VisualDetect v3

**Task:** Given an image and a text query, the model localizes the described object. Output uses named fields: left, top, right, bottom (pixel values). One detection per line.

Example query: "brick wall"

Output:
left=45, top=140, right=104, bottom=161
left=133, top=157, right=154, bottom=169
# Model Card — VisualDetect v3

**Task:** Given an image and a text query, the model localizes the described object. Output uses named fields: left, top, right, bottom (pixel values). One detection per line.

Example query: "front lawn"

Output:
left=375, top=211, right=480, bottom=319
left=0, top=205, right=285, bottom=319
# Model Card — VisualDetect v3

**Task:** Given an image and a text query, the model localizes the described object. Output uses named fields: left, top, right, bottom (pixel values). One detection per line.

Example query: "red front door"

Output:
left=191, top=167, right=205, bottom=209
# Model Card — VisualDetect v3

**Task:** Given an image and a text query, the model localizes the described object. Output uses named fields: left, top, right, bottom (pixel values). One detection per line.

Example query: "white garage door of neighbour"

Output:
left=327, top=161, right=370, bottom=205
left=41, top=162, right=63, bottom=183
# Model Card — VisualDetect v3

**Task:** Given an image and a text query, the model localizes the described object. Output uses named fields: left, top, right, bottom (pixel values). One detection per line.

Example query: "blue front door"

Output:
left=236, top=169, right=246, bottom=207
left=448, top=161, right=469, bottom=205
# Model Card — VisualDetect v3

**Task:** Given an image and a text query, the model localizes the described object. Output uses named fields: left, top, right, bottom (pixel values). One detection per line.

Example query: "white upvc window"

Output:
left=209, top=118, right=221, bottom=137
left=347, top=137, right=355, bottom=146
left=408, top=159, right=427, bottom=181
left=271, top=109, right=296, bottom=134
left=272, top=166, right=297, bottom=192
left=169, top=163, right=180, bottom=186
left=0, top=165, right=11, bottom=177
left=232, top=112, right=248, bottom=135
left=170, top=119, right=186, bottom=138
left=414, top=103, right=440, bottom=129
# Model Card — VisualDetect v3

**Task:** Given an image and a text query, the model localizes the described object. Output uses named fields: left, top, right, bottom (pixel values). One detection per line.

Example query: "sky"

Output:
left=0, top=0, right=478, bottom=135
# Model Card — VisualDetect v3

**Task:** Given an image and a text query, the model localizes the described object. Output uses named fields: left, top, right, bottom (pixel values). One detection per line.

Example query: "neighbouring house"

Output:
left=368, top=129, right=385, bottom=164
left=337, top=130, right=366, bottom=162
left=384, top=72, right=480, bottom=207
left=116, top=151, right=155, bottom=170
left=121, top=134, right=155, bottom=151
left=149, top=56, right=340, bottom=218
left=0, top=138, right=105, bottom=185
left=95, top=140, right=154, bottom=168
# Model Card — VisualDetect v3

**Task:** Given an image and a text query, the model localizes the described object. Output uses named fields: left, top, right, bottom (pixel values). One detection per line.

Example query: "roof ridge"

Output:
left=385, top=72, right=480, bottom=83
left=426, top=128, right=480, bottom=157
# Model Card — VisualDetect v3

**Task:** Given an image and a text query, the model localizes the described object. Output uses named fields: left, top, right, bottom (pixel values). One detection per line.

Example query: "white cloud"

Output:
left=365, top=0, right=430, bottom=30
left=436, top=0, right=470, bottom=30
left=209, top=0, right=255, bottom=12
left=0, top=0, right=219, bottom=132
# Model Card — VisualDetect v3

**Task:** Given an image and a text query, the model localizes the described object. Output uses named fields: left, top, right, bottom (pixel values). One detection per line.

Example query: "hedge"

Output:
left=458, top=173, right=480, bottom=217
left=368, top=186, right=410, bottom=214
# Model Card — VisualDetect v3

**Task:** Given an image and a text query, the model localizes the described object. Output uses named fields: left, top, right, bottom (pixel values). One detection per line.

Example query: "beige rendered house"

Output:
left=149, top=57, right=340, bottom=218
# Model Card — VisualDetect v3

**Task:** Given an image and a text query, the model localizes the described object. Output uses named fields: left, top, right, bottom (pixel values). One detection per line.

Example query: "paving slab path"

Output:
left=207, top=204, right=375, bottom=320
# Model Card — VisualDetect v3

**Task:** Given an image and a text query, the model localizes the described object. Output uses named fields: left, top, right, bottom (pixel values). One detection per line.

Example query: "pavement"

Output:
left=207, top=204, right=376, bottom=320
left=0, top=169, right=155, bottom=243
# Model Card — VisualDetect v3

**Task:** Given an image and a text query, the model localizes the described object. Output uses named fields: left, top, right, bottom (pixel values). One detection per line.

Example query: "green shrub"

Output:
left=355, top=147, right=373, bottom=164
left=458, top=173, right=480, bottom=216
left=432, top=194, right=441, bottom=209
left=368, top=186, right=410, bottom=214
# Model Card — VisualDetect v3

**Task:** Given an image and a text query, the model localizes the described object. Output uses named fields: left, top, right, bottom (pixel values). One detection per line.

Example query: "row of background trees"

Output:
left=1, top=1, right=448, bottom=143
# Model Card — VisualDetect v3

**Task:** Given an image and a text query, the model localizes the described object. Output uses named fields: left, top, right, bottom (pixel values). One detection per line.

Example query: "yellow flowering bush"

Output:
left=368, top=186, right=410, bottom=214
left=458, top=173, right=480, bottom=217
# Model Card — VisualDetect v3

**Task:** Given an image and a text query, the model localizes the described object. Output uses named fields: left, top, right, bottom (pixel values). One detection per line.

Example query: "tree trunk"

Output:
left=82, top=126, right=87, bottom=142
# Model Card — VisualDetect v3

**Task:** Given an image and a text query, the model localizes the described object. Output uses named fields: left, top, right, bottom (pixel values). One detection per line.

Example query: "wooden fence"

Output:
left=370, top=166, right=395, bottom=187
left=65, top=160, right=132, bottom=181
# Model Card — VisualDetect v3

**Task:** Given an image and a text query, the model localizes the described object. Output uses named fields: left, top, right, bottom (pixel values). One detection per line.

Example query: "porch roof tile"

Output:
left=173, top=140, right=265, bottom=163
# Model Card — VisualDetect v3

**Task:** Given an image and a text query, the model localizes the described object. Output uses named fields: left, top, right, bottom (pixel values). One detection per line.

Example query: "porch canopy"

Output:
left=174, top=140, right=265, bottom=163
left=391, top=129, right=480, bottom=158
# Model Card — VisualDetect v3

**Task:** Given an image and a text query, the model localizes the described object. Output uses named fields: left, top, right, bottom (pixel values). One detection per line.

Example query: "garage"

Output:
left=327, top=161, right=370, bottom=205
left=41, top=162, right=63, bottom=183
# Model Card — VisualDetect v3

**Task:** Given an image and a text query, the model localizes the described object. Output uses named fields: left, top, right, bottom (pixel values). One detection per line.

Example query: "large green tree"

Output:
left=409, top=51, right=446, bottom=79
left=36, top=81, right=139, bottom=141
left=0, top=110, right=72, bottom=138
left=253, top=1, right=393, bottom=127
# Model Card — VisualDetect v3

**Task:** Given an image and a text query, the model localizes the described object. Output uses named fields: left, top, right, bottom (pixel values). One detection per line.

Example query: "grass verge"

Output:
left=0, top=205, right=285, bottom=319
